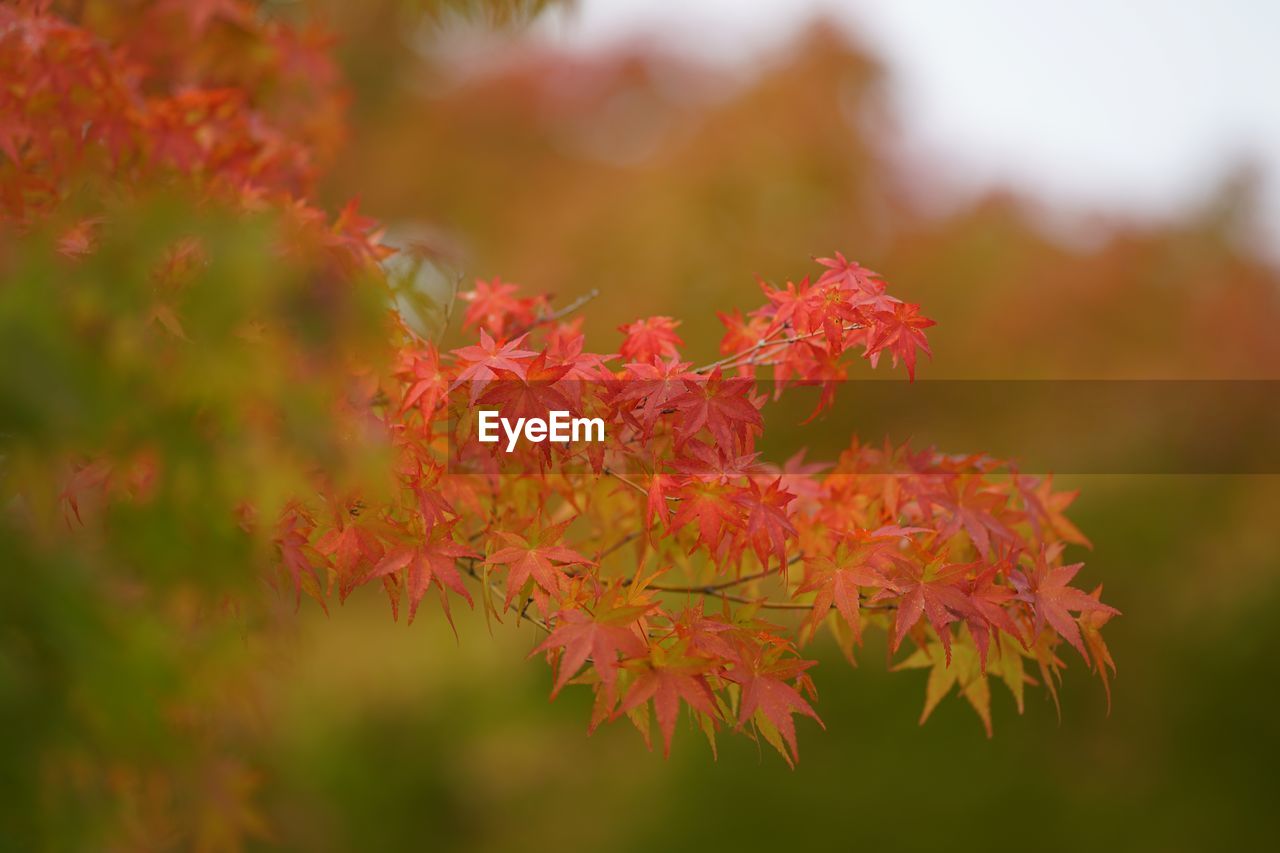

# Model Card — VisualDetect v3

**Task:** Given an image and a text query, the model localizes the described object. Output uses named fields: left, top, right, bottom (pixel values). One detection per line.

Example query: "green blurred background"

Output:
left=6, top=2, right=1280, bottom=850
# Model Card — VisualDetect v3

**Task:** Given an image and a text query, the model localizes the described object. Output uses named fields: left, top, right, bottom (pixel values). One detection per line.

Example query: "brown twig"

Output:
left=602, top=466, right=650, bottom=498
left=692, top=322, right=863, bottom=375
left=596, top=528, right=643, bottom=561
left=517, top=288, right=601, bottom=336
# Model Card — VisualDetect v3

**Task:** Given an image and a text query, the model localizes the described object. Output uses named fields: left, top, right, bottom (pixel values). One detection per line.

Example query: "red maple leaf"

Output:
left=460, top=276, right=545, bottom=337
left=395, top=345, right=448, bottom=417
left=450, top=329, right=536, bottom=401
left=919, top=476, right=1017, bottom=562
left=1011, top=547, right=1120, bottom=660
left=478, top=352, right=574, bottom=422
left=962, top=562, right=1024, bottom=668
left=670, top=371, right=763, bottom=452
left=725, top=650, right=823, bottom=766
left=716, top=308, right=770, bottom=357
left=1015, top=473, right=1093, bottom=548
left=615, top=357, right=693, bottom=434
left=757, top=276, right=821, bottom=337
left=884, top=555, right=974, bottom=664
left=619, top=658, right=720, bottom=757
left=533, top=607, right=648, bottom=697
left=315, top=518, right=385, bottom=600
left=797, top=525, right=919, bottom=649
left=732, top=478, right=797, bottom=569
left=670, top=480, right=744, bottom=552
left=864, top=301, right=935, bottom=379
left=814, top=250, right=881, bottom=294
left=666, top=604, right=739, bottom=664
left=618, top=315, right=683, bottom=363
left=487, top=523, right=595, bottom=608
left=364, top=528, right=477, bottom=625
left=274, top=509, right=325, bottom=611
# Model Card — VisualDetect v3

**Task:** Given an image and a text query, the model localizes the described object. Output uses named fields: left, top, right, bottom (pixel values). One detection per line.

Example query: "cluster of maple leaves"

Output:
left=2, top=0, right=1118, bottom=764
left=337, top=254, right=1119, bottom=759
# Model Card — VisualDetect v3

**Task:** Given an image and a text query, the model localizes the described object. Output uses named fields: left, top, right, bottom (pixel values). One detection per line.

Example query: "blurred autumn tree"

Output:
left=326, top=21, right=1280, bottom=378
left=2, top=2, right=1277, bottom=852
left=311, top=22, right=1280, bottom=853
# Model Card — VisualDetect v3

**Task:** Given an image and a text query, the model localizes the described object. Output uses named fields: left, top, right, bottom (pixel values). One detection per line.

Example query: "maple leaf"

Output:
left=796, top=526, right=919, bottom=650
left=406, top=465, right=455, bottom=534
left=670, top=371, right=763, bottom=452
left=670, top=480, right=744, bottom=552
left=487, top=523, right=595, bottom=608
left=988, top=632, right=1032, bottom=714
left=895, top=631, right=992, bottom=737
left=546, top=317, right=614, bottom=380
left=962, top=562, right=1024, bottom=668
left=619, top=655, right=720, bottom=757
left=364, top=528, right=477, bottom=625
left=1080, top=584, right=1118, bottom=711
left=274, top=509, right=327, bottom=612
left=315, top=518, right=385, bottom=600
left=797, top=559, right=879, bottom=657
left=667, top=604, right=739, bottom=664
left=885, top=555, right=974, bottom=664
left=460, top=276, right=545, bottom=337
left=762, top=448, right=830, bottom=511
left=56, top=217, right=101, bottom=259
left=669, top=440, right=767, bottom=482
left=1015, top=473, right=1092, bottom=548
left=618, top=315, right=683, bottom=363
left=757, top=276, right=821, bottom=337
left=449, top=330, right=536, bottom=400
left=478, top=353, right=574, bottom=422
left=533, top=607, right=648, bottom=697
left=814, top=251, right=881, bottom=294
left=864, top=301, right=935, bottom=379
left=716, top=308, right=770, bottom=356
left=646, top=472, right=679, bottom=530
left=726, top=651, right=823, bottom=767
left=396, top=345, right=448, bottom=417
left=1010, top=547, right=1120, bottom=660
left=615, top=357, right=694, bottom=433
left=732, top=478, right=797, bottom=569
left=919, top=476, right=1016, bottom=561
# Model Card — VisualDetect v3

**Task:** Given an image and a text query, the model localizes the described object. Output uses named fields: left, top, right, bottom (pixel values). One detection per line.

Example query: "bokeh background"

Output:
left=264, top=2, right=1280, bottom=850
left=7, top=1, right=1280, bottom=850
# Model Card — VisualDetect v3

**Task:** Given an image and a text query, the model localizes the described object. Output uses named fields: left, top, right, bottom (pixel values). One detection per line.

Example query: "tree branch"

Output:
left=692, top=322, right=862, bottom=374
left=518, top=288, right=601, bottom=335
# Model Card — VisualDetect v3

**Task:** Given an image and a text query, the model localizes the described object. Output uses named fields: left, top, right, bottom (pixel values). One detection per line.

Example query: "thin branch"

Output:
left=602, top=466, right=649, bottom=498
left=517, top=288, right=601, bottom=335
left=646, top=568, right=773, bottom=594
left=654, top=586, right=896, bottom=613
left=692, top=322, right=863, bottom=375
left=692, top=327, right=786, bottom=375
left=596, top=528, right=643, bottom=561
left=716, top=595, right=812, bottom=611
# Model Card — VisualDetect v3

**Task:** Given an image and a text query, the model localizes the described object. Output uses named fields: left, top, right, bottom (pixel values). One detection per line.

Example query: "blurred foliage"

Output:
left=2, top=2, right=1278, bottom=851
left=309, top=14, right=1279, bottom=853
left=324, top=22, right=1280, bottom=379
left=0, top=196, right=395, bottom=849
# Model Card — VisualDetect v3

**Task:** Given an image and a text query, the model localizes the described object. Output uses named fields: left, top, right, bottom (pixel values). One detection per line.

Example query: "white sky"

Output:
left=531, top=0, right=1280, bottom=249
